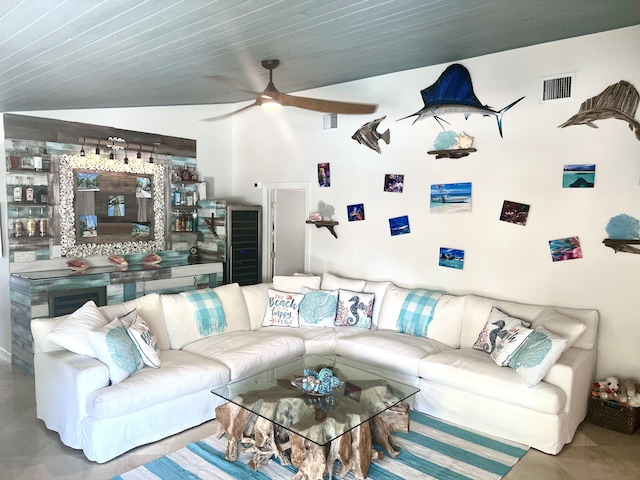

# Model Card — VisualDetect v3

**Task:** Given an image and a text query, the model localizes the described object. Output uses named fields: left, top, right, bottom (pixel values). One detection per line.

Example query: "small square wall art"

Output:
left=347, top=204, right=365, bottom=221
left=499, top=200, right=530, bottom=226
left=549, top=236, right=582, bottom=262
left=317, top=163, right=330, bottom=187
left=439, top=248, right=465, bottom=269
left=562, top=164, right=595, bottom=188
left=389, top=215, right=410, bottom=236
left=384, top=174, right=404, bottom=192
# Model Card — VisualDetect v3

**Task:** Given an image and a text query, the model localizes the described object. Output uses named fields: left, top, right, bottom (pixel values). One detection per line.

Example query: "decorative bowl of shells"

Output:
left=291, top=367, right=344, bottom=397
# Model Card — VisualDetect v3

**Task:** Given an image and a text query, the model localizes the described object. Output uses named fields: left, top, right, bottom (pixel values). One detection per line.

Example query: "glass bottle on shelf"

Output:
left=41, top=148, right=51, bottom=172
left=37, top=185, right=48, bottom=204
left=38, top=207, right=48, bottom=237
left=181, top=164, right=192, bottom=181
left=21, top=147, right=34, bottom=170
left=13, top=181, right=23, bottom=203
left=33, top=147, right=43, bottom=171
left=26, top=208, right=37, bottom=237
left=192, top=209, right=198, bottom=231
left=14, top=219, right=24, bottom=237
left=179, top=184, right=187, bottom=206
left=24, top=177, right=35, bottom=203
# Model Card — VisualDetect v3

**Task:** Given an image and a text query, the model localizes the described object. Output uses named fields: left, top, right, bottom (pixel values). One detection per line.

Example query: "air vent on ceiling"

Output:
left=540, top=73, right=575, bottom=104
left=323, top=113, right=338, bottom=129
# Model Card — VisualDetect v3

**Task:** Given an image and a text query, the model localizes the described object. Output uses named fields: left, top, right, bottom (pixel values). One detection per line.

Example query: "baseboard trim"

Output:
left=0, top=348, right=11, bottom=364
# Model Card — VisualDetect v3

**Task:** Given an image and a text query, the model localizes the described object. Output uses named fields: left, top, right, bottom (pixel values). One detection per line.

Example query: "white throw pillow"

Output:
left=127, top=313, right=161, bottom=368
left=299, top=288, right=339, bottom=327
left=321, top=272, right=366, bottom=292
left=377, top=283, right=410, bottom=331
left=262, top=289, right=304, bottom=327
left=474, top=307, right=531, bottom=354
left=335, top=289, right=374, bottom=329
left=532, top=310, right=587, bottom=351
left=509, top=327, right=568, bottom=387
left=363, top=280, right=391, bottom=327
left=88, top=318, right=144, bottom=384
left=46, top=300, right=107, bottom=357
left=273, top=275, right=321, bottom=293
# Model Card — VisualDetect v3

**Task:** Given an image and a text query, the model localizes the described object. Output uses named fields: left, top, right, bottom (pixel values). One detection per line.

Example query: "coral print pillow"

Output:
left=262, top=289, right=304, bottom=327
left=299, top=288, right=339, bottom=327
left=335, top=289, right=375, bottom=329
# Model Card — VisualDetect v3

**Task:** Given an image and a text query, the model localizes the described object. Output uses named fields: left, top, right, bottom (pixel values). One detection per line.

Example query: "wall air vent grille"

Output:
left=323, top=113, right=338, bottom=129
left=540, top=73, right=575, bottom=104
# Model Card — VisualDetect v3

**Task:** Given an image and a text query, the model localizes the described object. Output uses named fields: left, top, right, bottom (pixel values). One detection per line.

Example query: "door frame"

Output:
left=261, top=181, right=311, bottom=281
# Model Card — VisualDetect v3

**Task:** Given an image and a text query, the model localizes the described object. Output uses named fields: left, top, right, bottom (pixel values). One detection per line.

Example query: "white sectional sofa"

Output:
left=30, top=272, right=598, bottom=463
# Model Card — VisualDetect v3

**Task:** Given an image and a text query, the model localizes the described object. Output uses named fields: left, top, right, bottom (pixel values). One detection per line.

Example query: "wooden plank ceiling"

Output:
left=0, top=0, right=639, bottom=112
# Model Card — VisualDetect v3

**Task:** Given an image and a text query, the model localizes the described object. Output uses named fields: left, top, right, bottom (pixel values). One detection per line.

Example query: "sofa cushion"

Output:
left=335, top=289, right=374, bottom=329
left=299, top=288, right=339, bottom=327
left=273, top=275, right=321, bottom=293
left=418, top=349, right=566, bottom=414
left=378, top=284, right=464, bottom=348
left=530, top=310, right=587, bottom=351
left=508, top=327, right=568, bottom=387
left=241, top=282, right=272, bottom=330
left=87, top=318, right=144, bottom=384
left=86, top=349, right=230, bottom=418
left=262, top=289, right=304, bottom=327
left=321, top=272, right=366, bottom=292
left=363, top=280, right=391, bottom=327
left=335, top=330, right=452, bottom=376
left=100, top=293, right=169, bottom=351
left=47, top=301, right=108, bottom=357
left=182, top=331, right=305, bottom=381
left=280, top=326, right=340, bottom=355
left=163, top=283, right=250, bottom=349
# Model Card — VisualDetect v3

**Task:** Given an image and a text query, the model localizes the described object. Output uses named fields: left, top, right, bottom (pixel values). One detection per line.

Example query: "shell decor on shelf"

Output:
left=291, top=367, right=344, bottom=396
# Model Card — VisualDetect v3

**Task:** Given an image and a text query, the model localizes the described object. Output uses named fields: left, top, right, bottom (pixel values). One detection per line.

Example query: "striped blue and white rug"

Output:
left=114, top=411, right=528, bottom=480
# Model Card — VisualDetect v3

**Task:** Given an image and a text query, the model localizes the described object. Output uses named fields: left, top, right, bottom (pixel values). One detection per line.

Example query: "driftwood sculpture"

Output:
left=215, top=397, right=410, bottom=480
left=559, top=80, right=640, bottom=141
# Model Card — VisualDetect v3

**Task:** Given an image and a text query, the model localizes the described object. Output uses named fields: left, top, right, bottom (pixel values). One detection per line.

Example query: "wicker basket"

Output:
left=588, top=396, right=640, bottom=435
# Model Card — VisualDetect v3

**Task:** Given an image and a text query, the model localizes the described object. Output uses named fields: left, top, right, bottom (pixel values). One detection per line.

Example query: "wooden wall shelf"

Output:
left=603, top=239, right=640, bottom=254
left=427, top=148, right=477, bottom=159
left=306, top=220, right=338, bottom=238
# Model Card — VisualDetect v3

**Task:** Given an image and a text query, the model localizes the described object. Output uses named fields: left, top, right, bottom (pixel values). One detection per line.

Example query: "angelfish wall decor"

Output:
left=559, top=80, right=640, bottom=141
left=351, top=116, right=390, bottom=153
left=398, top=63, right=524, bottom=137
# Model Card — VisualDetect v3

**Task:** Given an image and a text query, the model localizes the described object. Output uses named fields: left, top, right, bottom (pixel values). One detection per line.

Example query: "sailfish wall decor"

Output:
left=398, top=63, right=525, bottom=137
left=559, top=80, right=640, bottom=142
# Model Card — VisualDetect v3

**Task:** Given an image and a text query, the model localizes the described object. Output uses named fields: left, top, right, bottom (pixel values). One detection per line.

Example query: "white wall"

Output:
left=231, top=26, right=640, bottom=381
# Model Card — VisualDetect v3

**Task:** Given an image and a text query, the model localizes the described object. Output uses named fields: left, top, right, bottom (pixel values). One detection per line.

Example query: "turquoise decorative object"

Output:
left=292, top=367, right=344, bottom=396
left=434, top=130, right=458, bottom=150
left=606, top=214, right=640, bottom=239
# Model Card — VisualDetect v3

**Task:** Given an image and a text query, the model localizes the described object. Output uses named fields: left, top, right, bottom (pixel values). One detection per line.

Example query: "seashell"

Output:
left=108, top=255, right=129, bottom=268
left=143, top=253, right=162, bottom=265
left=66, top=258, right=89, bottom=271
left=308, top=212, right=322, bottom=222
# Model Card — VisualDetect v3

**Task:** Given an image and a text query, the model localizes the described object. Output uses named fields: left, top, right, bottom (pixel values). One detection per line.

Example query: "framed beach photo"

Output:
left=563, top=164, right=595, bottom=188
left=430, top=182, right=471, bottom=213
left=76, top=172, right=100, bottom=191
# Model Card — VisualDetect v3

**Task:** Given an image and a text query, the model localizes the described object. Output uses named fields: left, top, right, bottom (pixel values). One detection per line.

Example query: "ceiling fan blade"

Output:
left=276, top=92, right=377, bottom=114
left=201, top=101, right=259, bottom=122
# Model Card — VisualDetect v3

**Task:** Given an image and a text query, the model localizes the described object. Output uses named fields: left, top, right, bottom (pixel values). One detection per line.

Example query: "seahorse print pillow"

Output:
left=335, top=289, right=375, bottom=329
left=473, top=307, right=531, bottom=353
left=299, top=288, right=339, bottom=327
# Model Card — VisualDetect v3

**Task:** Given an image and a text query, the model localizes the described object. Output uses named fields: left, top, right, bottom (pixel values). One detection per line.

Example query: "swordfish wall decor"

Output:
left=398, top=63, right=525, bottom=137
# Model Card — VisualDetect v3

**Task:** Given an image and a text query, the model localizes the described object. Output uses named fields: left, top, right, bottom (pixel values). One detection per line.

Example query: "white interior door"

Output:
left=272, top=189, right=306, bottom=276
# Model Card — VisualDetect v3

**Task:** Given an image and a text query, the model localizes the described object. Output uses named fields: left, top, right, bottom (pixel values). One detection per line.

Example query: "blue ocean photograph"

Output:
left=389, top=215, right=410, bottom=236
left=430, top=182, right=472, bottom=213
left=562, top=164, right=595, bottom=188
left=439, top=247, right=464, bottom=269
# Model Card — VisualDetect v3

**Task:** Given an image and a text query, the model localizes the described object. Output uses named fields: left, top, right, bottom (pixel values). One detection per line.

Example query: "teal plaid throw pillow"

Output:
left=397, top=289, right=444, bottom=337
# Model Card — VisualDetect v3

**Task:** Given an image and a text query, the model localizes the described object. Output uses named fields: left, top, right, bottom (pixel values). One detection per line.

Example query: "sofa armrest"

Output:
left=543, top=347, right=597, bottom=419
left=34, top=350, right=109, bottom=449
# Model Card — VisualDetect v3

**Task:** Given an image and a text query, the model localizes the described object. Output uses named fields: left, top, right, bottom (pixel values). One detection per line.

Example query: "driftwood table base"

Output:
left=215, top=400, right=410, bottom=480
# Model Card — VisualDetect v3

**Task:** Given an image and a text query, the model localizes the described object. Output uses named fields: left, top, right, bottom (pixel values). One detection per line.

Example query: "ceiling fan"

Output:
left=203, top=59, right=377, bottom=121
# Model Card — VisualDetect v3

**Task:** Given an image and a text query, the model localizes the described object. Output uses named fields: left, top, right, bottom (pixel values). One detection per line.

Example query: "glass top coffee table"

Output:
left=212, top=355, right=419, bottom=479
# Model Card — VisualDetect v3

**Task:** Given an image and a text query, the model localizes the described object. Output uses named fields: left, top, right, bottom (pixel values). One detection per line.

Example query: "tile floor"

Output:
left=1, top=360, right=640, bottom=480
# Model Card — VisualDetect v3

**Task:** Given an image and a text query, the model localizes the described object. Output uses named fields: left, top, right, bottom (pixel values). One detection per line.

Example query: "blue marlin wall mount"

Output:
left=399, top=64, right=525, bottom=138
